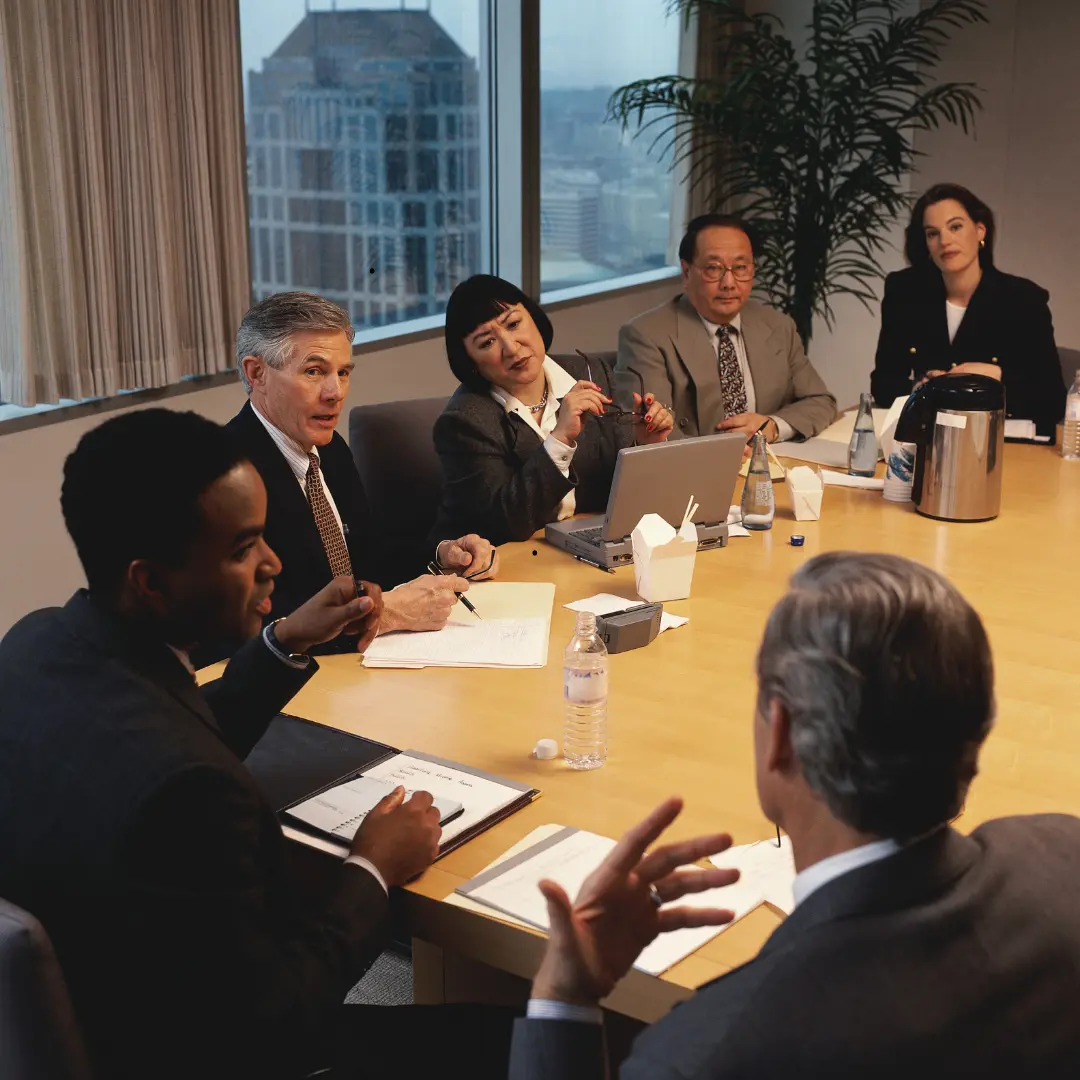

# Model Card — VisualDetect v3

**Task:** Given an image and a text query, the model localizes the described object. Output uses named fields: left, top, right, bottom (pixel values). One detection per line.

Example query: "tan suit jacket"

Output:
left=616, top=294, right=837, bottom=439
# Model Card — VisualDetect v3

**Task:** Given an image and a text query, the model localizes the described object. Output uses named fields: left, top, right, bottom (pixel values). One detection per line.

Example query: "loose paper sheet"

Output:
left=565, top=593, right=688, bottom=634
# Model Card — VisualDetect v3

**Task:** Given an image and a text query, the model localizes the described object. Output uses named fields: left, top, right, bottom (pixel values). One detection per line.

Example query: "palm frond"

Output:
left=607, top=0, right=987, bottom=345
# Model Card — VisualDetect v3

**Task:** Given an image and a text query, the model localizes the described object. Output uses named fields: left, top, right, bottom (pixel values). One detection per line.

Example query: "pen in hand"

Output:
left=425, top=561, right=481, bottom=619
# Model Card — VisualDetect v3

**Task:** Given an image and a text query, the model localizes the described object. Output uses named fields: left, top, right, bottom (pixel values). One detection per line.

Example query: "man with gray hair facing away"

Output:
left=509, top=552, right=1080, bottom=1079
left=228, top=292, right=499, bottom=651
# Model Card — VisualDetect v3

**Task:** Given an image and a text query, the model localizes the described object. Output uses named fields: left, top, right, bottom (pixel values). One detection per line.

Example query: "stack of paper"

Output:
left=362, top=582, right=556, bottom=669
left=774, top=399, right=908, bottom=468
left=820, top=469, right=884, bottom=491
left=1004, top=419, right=1051, bottom=443
left=710, top=834, right=796, bottom=915
left=453, top=825, right=763, bottom=976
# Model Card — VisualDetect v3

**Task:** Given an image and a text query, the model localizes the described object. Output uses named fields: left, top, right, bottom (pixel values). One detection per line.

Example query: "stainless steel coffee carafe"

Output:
left=894, top=374, right=1005, bottom=522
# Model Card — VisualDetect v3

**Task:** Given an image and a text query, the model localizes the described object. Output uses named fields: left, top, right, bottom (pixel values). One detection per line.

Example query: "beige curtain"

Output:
left=0, top=0, right=250, bottom=406
left=683, top=0, right=743, bottom=222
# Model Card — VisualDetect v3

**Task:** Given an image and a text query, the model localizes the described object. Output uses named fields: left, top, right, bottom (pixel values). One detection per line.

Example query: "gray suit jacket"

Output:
left=616, top=295, right=836, bottom=438
left=509, top=815, right=1080, bottom=1080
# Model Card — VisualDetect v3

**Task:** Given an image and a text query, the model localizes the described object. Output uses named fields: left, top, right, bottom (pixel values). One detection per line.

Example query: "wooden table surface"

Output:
left=213, top=444, right=1080, bottom=1019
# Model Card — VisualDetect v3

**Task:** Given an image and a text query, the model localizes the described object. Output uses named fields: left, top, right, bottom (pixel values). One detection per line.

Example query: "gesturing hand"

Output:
left=531, top=797, right=739, bottom=1006
left=275, top=576, right=382, bottom=655
left=552, top=380, right=609, bottom=446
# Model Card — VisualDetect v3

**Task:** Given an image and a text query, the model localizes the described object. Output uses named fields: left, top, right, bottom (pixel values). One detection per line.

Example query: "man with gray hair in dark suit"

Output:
left=509, top=552, right=1080, bottom=1079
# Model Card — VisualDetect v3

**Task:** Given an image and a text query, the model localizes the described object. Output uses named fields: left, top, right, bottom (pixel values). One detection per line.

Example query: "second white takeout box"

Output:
left=631, top=513, right=697, bottom=602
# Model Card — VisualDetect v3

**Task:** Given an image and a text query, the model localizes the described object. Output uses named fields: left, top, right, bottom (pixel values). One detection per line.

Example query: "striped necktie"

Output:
left=305, top=453, right=353, bottom=578
left=717, top=325, right=749, bottom=416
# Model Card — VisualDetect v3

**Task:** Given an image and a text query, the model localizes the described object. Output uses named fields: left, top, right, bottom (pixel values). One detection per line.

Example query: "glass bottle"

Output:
left=740, top=432, right=775, bottom=530
left=848, top=392, right=877, bottom=476
left=1063, top=371, right=1080, bottom=461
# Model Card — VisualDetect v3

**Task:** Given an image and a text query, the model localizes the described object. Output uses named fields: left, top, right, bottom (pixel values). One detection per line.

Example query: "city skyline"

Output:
left=240, top=3, right=679, bottom=328
left=240, top=0, right=680, bottom=93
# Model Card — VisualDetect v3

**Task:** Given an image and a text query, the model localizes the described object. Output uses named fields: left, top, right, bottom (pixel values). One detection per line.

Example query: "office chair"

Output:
left=1059, top=346, right=1080, bottom=388
left=349, top=397, right=449, bottom=582
left=0, top=898, right=93, bottom=1080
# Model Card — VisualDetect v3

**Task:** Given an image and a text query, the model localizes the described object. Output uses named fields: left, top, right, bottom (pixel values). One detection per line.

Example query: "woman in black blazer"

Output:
left=430, top=275, right=673, bottom=546
left=871, top=183, right=1065, bottom=435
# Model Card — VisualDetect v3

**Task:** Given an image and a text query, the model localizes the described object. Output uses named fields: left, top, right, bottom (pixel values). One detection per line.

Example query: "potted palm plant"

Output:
left=608, top=0, right=987, bottom=347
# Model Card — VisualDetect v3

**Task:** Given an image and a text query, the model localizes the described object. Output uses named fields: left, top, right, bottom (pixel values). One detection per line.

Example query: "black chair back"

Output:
left=0, top=898, right=92, bottom=1080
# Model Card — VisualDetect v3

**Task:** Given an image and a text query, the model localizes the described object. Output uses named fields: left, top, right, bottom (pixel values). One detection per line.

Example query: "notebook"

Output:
left=283, top=749, right=540, bottom=858
left=454, top=824, right=763, bottom=975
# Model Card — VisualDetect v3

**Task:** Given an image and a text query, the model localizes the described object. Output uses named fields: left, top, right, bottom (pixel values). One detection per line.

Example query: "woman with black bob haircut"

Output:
left=429, top=274, right=673, bottom=547
left=870, top=182, right=1065, bottom=435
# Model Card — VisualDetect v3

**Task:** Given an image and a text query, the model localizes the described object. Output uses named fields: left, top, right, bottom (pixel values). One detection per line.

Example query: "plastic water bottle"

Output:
left=1063, top=372, right=1080, bottom=462
left=848, top=392, right=877, bottom=476
left=740, top=432, right=775, bottom=530
left=563, top=611, right=608, bottom=770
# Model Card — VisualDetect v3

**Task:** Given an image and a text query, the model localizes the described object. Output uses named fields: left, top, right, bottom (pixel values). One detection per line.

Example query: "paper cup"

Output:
left=883, top=442, right=915, bottom=502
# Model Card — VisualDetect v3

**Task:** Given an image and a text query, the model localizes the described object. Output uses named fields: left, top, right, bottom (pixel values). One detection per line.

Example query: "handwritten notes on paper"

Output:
left=362, top=618, right=550, bottom=669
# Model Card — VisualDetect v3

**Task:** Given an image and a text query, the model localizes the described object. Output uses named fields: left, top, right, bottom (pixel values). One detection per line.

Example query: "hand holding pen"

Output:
left=426, top=561, right=481, bottom=619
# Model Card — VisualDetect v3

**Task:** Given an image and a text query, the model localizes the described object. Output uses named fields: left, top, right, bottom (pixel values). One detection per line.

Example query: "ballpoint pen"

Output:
left=573, top=553, right=616, bottom=575
left=425, top=561, right=481, bottom=618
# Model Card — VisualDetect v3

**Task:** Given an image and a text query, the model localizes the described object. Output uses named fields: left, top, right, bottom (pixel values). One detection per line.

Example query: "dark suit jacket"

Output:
left=510, top=815, right=1080, bottom=1079
left=226, top=402, right=428, bottom=652
left=0, top=593, right=388, bottom=1080
left=871, top=265, right=1066, bottom=435
left=430, top=353, right=633, bottom=546
left=616, top=295, right=837, bottom=439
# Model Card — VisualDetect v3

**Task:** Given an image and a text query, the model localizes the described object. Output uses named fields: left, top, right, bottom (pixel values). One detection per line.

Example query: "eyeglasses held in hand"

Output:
left=574, top=350, right=648, bottom=426
left=694, top=261, right=754, bottom=283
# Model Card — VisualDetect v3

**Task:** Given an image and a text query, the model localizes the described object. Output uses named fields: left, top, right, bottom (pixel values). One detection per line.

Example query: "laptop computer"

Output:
left=545, top=432, right=747, bottom=568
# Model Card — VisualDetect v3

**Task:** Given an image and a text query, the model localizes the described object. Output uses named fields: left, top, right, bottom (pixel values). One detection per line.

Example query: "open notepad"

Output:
left=362, top=582, right=556, bottom=669
left=285, top=751, right=539, bottom=856
left=453, top=825, right=763, bottom=976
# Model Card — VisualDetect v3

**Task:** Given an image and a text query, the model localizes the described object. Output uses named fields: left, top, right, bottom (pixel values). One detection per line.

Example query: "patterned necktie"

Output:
left=716, top=325, right=749, bottom=416
left=305, top=453, right=353, bottom=578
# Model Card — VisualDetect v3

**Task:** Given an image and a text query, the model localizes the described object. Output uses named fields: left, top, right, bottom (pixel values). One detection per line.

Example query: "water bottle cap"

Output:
left=790, top=534, right=805, bottom=546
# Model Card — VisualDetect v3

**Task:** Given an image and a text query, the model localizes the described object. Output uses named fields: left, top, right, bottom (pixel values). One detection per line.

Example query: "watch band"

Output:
left=262, top=620, right=310, bottom=669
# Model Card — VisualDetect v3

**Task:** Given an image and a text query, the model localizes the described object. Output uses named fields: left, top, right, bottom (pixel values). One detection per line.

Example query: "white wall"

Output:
left=743, top=0, right=1079, bottom=410
left=0, top=277, right=680, bottom=634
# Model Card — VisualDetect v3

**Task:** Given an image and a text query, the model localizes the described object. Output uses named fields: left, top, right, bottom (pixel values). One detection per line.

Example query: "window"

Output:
left=415, top=114, right=439, bottom=141
left=240, top=0, right=487, bottom=335
left=539, top=0, right=680, bottom=292
left=385, top=150, right=408, bottom=193
left=416, top=150, right=439, bottom=194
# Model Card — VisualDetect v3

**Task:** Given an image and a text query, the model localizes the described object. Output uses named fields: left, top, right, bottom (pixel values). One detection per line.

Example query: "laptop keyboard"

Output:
left=571, top=526, right=607, bottom=544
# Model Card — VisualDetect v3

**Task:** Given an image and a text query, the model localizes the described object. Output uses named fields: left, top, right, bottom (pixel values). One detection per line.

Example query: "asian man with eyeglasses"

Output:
left=616, top=214, right=837, bottom=442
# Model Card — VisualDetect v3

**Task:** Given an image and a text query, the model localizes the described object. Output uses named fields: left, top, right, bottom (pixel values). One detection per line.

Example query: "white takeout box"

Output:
left=631, top=513, right=697, bottom=602
left=785, top=465, right=824, bottom=521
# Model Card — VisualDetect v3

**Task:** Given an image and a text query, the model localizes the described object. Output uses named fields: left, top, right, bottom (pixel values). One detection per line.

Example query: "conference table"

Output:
left=227, top=444, right=1080, bottom=1023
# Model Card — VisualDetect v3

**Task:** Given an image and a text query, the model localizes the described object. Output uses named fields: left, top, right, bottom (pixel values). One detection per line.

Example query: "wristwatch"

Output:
left=263, top=618, right=309, bottom=666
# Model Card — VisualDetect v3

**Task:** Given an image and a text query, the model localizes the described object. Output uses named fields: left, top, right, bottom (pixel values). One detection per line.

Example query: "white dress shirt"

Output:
left=791, top=837, right=901, bottom=908
left=251, top=404, right=347, bottom=544
left=530, top=835, right=902, bottom=1025
left=945, top=300, right=967, bottom=344
left=698, top=312, right=795, bottom=442
left=490, top=357, right=580, bottom=520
